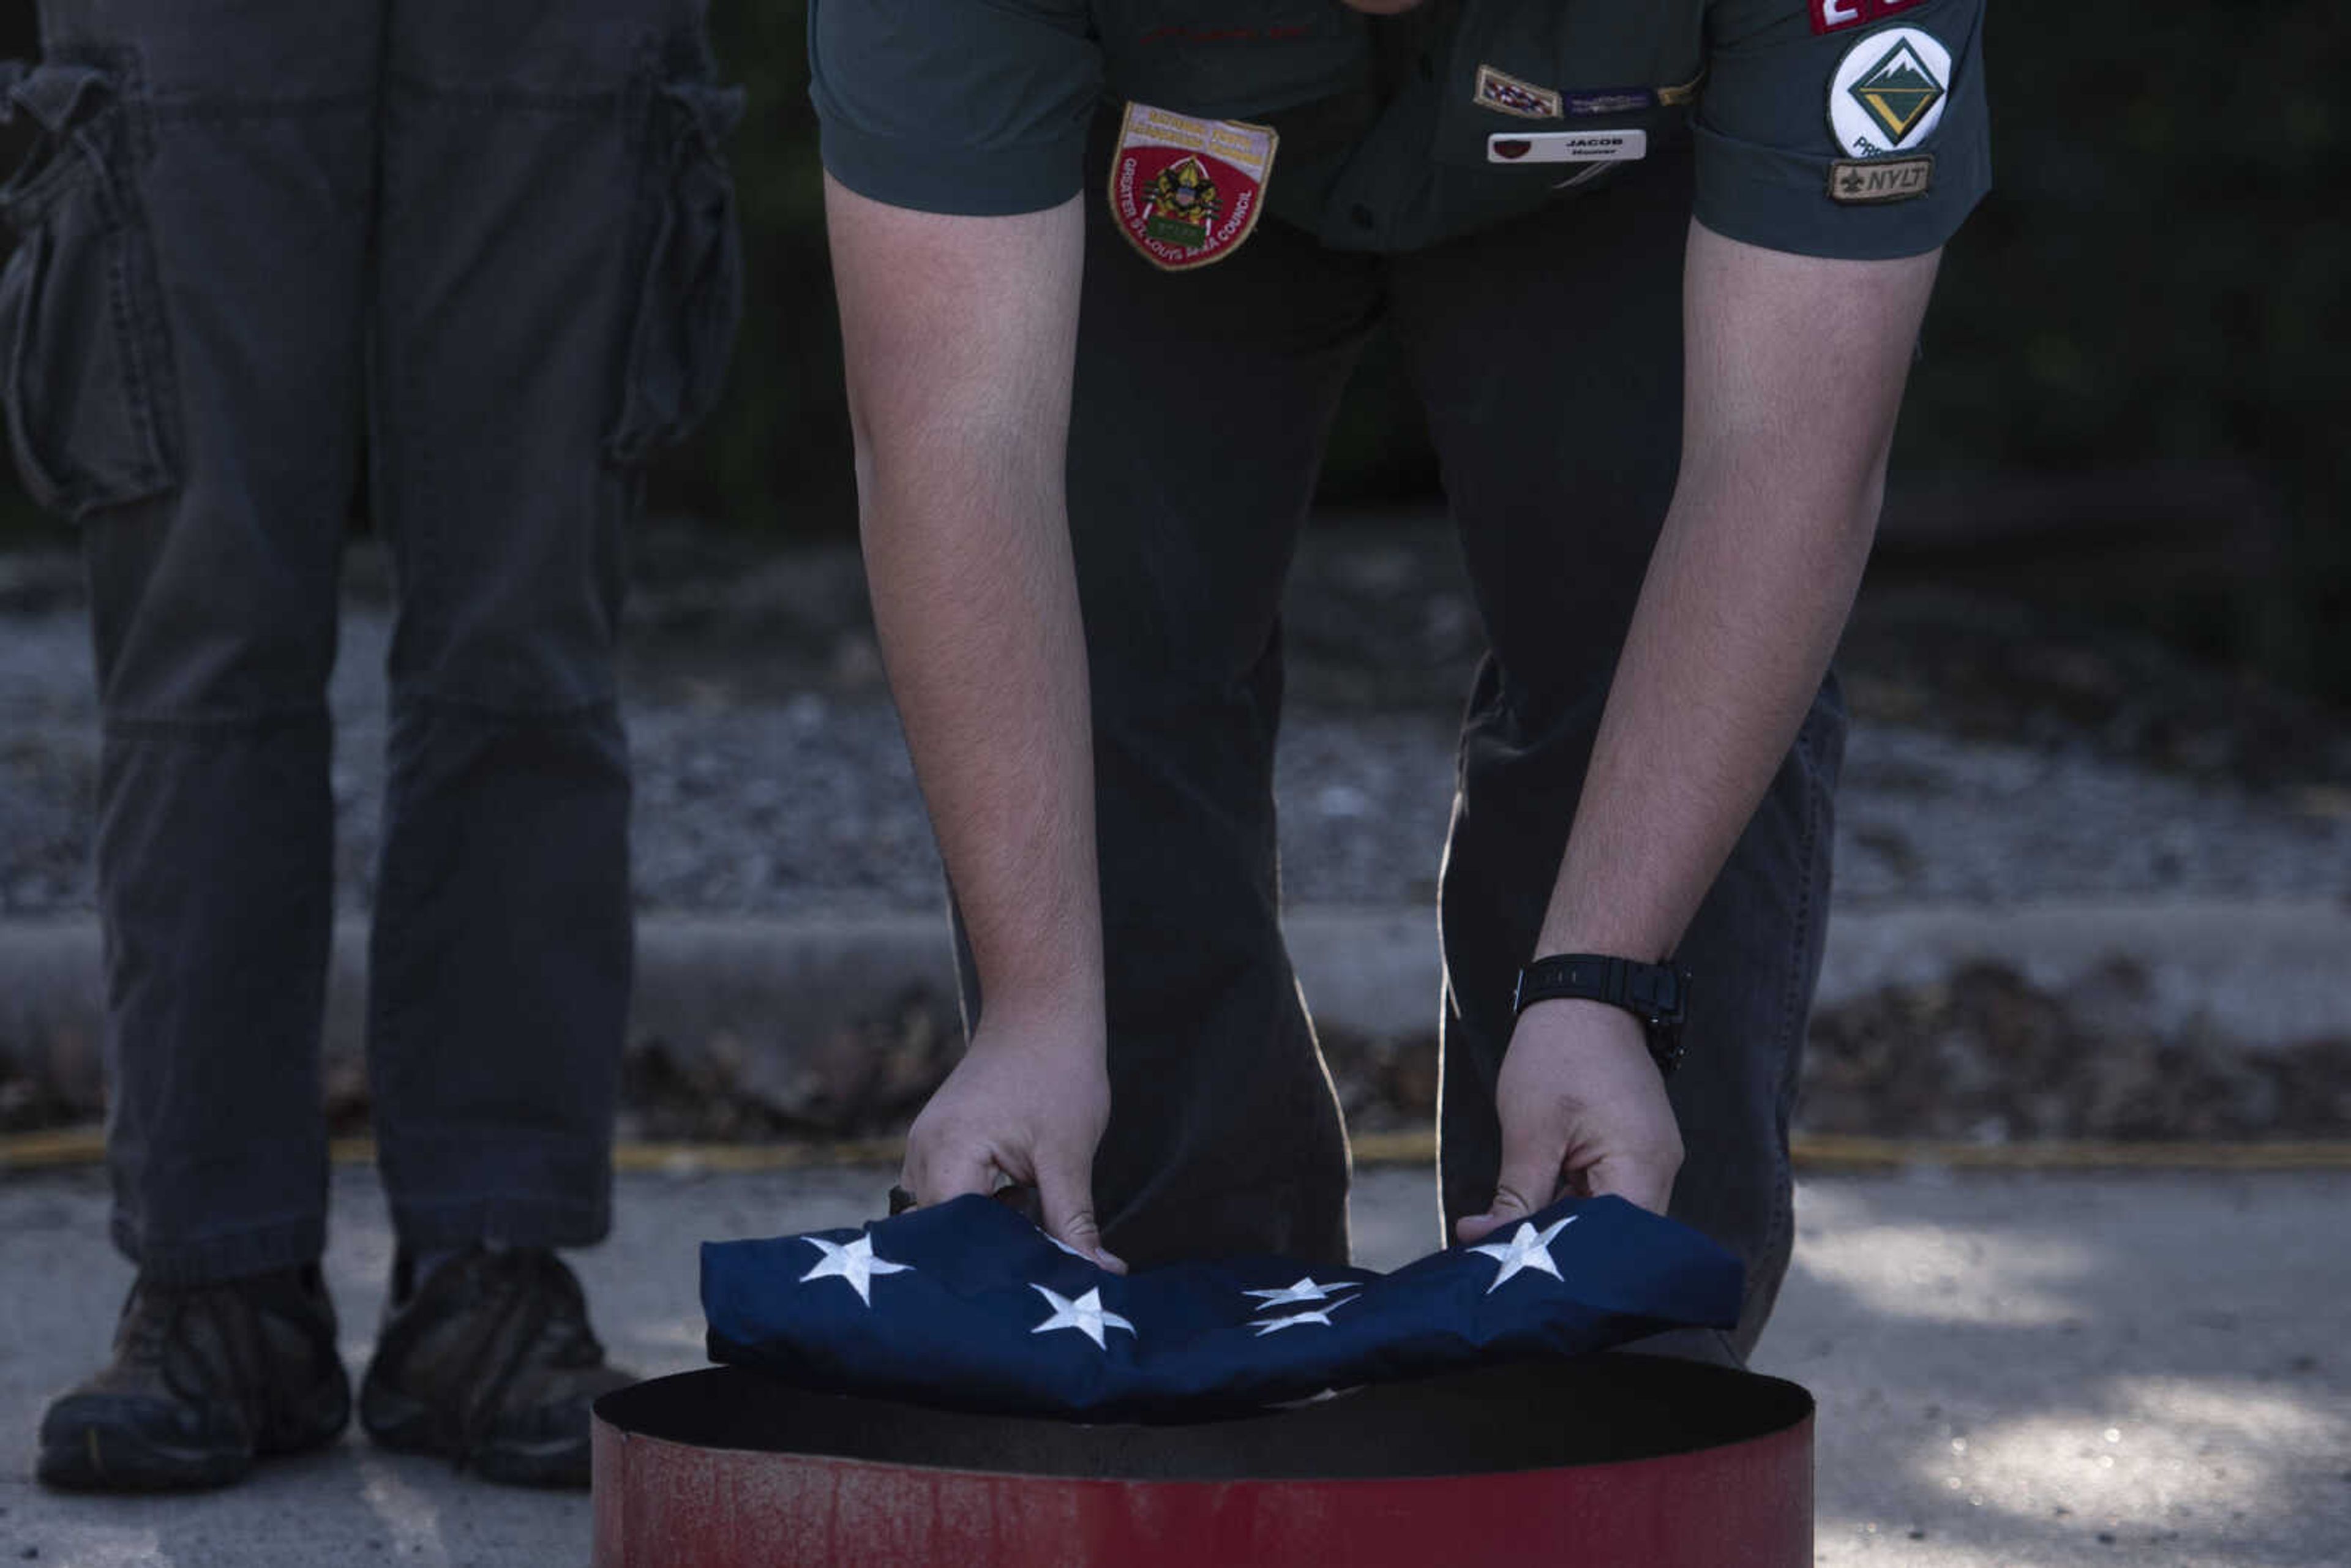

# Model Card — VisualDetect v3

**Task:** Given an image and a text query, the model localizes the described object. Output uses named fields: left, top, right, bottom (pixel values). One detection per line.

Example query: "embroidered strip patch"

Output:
left=1487, top=130, right=1649, bottom=165
left=1109, top=103, right=1278, bottom=273
left=1564, top=88, right=1657, bottom=117
left=1474, top=64, right=1562, bottom=120
left=1828, top=154, right=1934, bottom=203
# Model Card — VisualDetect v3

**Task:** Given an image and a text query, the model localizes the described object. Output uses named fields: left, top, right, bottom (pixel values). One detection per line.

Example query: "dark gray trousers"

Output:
left=1, top=1, right=740, bottom=1283
left=1044, top=121, right=1843, bottom=1362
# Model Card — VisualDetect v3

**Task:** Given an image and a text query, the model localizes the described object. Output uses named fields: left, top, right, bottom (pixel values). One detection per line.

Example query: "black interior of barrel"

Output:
left=596, top=1359, right=1812, bottom=1482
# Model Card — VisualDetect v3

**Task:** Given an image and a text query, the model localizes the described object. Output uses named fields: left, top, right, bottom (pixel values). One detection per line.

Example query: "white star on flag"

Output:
left=1242, top=1277, right=1357, bottom=1310
left=798, top=1234, right=912, bottom=1307
left=1030, top=1285, right=1134, bottom=1349
left=1469, top=1215, right=1576, bottom=1294
left=1253, top=1305, right=1349, bottom=1337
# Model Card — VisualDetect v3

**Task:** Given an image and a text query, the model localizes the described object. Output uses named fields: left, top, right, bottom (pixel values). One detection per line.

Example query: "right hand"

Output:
left=1455, top=997, right=1684, bottom=1245
left=898, top=1004, right=1125, bottom=1274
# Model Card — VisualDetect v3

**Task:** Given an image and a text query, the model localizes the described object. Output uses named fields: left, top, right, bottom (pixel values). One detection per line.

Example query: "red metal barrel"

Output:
left=593, top=1356, right=1812, bottom=1567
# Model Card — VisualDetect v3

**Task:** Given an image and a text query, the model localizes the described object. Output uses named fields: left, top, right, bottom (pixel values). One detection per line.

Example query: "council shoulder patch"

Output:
left=1475, top=64, right=1562, bottom=121
left=1827, top=26, right=1952, bottom=159
left=1829, top=154, right=1934, bottom=203
left=1109, top=102, right=1278, bottom=274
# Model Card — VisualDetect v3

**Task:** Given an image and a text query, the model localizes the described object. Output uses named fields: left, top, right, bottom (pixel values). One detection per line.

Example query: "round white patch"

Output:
left=1827, top=26, right=1953, bottom=160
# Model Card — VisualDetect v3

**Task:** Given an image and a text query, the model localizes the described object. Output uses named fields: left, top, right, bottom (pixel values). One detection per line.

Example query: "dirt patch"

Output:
left=1800, top=959, right=2351, bottom=1142
left=613, top=989, right=962, bottom=1145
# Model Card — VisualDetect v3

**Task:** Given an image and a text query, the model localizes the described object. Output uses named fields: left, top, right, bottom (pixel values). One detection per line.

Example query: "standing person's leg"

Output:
left=358, top=0, right=740, bottom=1486
left=1392, top=154, right=1845, bottom=1362
left=367, top=0, right=737, bottom=1261
left=9, top=0, right=379, bottom=1488
left=979, top=116, right=1380, bottom=1270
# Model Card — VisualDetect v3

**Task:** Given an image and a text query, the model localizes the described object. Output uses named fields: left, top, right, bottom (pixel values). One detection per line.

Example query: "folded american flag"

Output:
left=702, top=1193, right=1741, bottom=1421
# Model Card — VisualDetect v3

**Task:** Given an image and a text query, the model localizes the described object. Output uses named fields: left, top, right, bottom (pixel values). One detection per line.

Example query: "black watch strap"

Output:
left=1512, top=953, right=1692, bottom=1076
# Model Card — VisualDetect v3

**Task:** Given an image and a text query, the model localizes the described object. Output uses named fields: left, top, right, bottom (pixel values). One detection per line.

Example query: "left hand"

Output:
left=1455, top=999, right=1684, bottom=1242
left=898, top=1002, right=1125, bottom=1274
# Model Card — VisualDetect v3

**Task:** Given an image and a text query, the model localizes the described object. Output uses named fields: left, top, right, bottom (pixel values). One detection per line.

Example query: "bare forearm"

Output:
left=1537, top=461, right=1876, bottom=959
left=1537, top=225, right=1940, bottom=962
left=830, top=181, right=1100, bottom=1024
left=861, top=455, right=1100, bottom=1011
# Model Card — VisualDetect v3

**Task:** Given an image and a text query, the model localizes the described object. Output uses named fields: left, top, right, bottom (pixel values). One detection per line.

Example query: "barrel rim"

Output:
left=593, top=1357, right=1817, bottom=1485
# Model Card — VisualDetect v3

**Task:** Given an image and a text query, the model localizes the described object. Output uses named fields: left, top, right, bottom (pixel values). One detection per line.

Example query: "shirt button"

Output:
left=1349, top=203, right=1376, bottom=230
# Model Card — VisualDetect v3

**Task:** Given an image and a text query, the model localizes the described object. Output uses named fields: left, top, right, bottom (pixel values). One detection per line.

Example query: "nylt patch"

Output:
left=1109, top=102, right=1278, bottom=273
left=1829, top=154, right=1933, bottom=203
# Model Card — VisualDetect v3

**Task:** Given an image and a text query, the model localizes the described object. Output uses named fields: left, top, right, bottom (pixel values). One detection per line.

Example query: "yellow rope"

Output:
left=4, top=1124, right=2349, bottom=1175
left=0, top=1125, right=110, bottom=1169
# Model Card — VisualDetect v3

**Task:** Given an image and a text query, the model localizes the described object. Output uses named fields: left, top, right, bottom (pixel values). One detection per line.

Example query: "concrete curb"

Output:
left=3, top=900, right=2347, bottom=1114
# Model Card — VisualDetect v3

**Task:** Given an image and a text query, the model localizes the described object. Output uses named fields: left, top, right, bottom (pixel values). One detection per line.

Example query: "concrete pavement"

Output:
left=2, top=1162, right=2345, bottom=1567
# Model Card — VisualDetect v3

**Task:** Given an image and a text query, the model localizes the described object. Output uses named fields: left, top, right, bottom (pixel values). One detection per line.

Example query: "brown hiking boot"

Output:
left=37, top=1265, right=351, bottom=1491
left=358, top=1245, right=635, bottom=1488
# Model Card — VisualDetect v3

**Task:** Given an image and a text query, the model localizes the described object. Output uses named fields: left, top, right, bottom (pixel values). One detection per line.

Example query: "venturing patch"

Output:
left=1827, top=26, right=1952, bottom=158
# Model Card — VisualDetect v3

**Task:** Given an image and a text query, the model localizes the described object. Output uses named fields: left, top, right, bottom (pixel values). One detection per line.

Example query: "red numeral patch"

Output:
left=1810, top=0, right=1926, bottom=35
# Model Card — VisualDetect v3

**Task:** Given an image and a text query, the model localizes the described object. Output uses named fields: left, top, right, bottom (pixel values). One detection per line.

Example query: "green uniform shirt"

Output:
left=810, top=0, right=1988, bottom=260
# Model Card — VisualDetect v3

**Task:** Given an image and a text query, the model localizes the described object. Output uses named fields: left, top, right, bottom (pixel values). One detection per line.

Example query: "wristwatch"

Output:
left=1511, top=953, right=1693, bottom=1077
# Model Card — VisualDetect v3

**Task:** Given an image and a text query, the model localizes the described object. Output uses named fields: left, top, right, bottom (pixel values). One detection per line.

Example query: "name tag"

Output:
left=1487, top=130, right=1649, bottom=165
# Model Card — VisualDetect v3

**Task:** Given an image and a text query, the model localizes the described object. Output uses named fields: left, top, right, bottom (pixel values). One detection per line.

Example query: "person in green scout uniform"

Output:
left=814, top=0, right=1987, bottom=1359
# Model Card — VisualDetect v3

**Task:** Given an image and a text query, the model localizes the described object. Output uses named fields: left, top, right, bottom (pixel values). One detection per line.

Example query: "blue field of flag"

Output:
left=703, top=1193, right=1742, bottom=1421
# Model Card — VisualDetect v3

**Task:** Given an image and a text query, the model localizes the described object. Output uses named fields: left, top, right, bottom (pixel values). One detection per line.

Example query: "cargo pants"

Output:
left=0, top=0, right=741, bottom=1283
left=1014, top=115, right=1844, bottom=1363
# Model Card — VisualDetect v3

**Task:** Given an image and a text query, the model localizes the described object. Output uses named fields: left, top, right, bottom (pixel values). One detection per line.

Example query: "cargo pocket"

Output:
left=605, top=77, right=746, bottom=465
left=0, top=58, right=179, bottom=519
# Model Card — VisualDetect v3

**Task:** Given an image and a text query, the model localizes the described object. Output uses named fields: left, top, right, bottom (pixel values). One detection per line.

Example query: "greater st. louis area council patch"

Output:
left=1110, top=102, right=1278, bottom=273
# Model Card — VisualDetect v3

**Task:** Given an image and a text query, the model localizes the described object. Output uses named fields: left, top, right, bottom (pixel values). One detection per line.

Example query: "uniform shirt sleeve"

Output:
left=809, top=0, right=1103, bottom=216
left=1694, top=0, right=1989, bottom=260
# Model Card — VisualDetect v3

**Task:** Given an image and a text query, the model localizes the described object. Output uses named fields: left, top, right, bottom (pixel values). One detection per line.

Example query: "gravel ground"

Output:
left=4, top=529, right=2347, bottom=919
